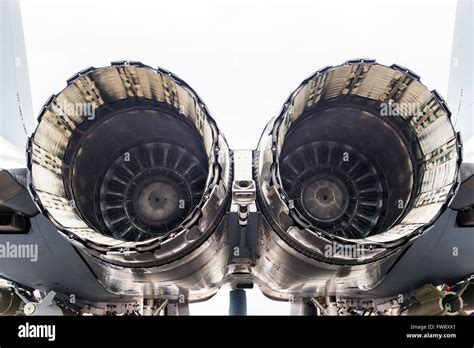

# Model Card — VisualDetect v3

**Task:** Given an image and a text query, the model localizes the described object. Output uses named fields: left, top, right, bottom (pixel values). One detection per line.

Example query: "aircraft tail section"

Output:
left=447, top=0, right=474, bottom=163
left=0, top=0, right=35, bottom=168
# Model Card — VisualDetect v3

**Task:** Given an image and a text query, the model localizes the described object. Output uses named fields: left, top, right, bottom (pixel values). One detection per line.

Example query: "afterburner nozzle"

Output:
left=28, top=61, right=230, bottom=256
left=256, top=59, right=461, bottom=251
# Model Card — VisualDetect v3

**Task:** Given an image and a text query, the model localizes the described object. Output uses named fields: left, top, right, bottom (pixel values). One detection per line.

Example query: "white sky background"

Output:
left=20, top=0, right=457, bottom=315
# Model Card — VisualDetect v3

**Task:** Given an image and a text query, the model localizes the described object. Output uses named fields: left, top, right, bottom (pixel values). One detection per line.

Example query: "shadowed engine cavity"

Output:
left=28, top=62, right=230, bottom=252
left=256, top=60, right=461, bottom=250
